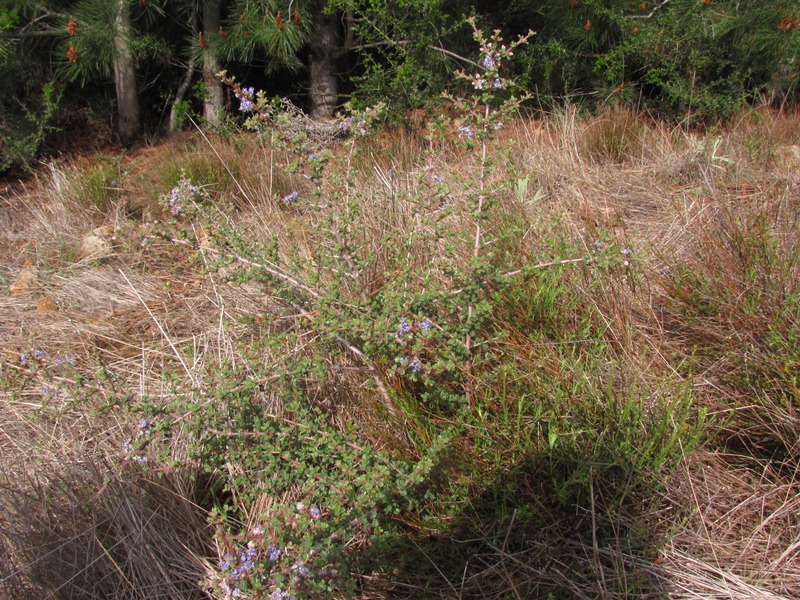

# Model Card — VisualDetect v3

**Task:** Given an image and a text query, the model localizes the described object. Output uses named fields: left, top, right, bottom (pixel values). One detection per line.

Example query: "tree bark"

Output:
left=308, top=10, right=342, bottom=119
left=112, top=0, right=140, bottom=146
left=202, top=0, right=224, bottom=126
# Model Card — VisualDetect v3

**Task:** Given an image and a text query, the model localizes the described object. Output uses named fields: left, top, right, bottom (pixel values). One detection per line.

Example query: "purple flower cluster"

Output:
left=53, top=355, right=76, bottom=368
left=20, top=349, right=45, bottom=366
left=239, top=87, right=256, bottom=112
left=168, top=179, right=200, bottom=216
left=282, top=191, right=298, bottom=203
left=458, top=125, right=475, bottom=139
left=395, top=317, right=433, bottom=374
left=266, top=545, right=281, bottom=562
left=230, top=545, right=258, bottom=580
left=397, top=318, right=411, bottom=337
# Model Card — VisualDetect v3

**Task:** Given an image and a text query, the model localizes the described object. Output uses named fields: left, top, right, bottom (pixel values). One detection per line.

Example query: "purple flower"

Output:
left=283, top=191, right=298, bottom=202
left=419, top=319, right=432, bottom=331
left=483, top=55, right=496, bottom=69
left=267, top=546, right=281, bottom=562
left=32, top=349, right=45, bottom=359
left=239, top=87, right=256, bottom=112
left=53, top=356, right=76, bottom=368
left=240, top=546, right=258, bottom=569
left=458, top=125, right=475, bottom=139
left=292, top=562, right=310, bottom=578
left=397, top=318, right=411, bottom=336
left=133, top=455, right=147, bottom=466
left=409, top=359, right=422, bottom=373
left=492, top=78, right=503, bottom=89
left=310, top=506, right=321, bottom=518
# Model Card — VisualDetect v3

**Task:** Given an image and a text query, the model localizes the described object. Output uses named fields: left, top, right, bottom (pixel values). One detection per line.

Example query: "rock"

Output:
left=78, top=226, right=114, bottom=261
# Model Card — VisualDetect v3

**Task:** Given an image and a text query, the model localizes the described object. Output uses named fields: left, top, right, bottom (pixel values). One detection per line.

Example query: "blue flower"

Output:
left=409, top=359, right=422, bottom=374
left=593, top=240, right=603, bottom=253
left=310, top=506, right=321, bottom=518
left=458, top=125, right=475, bottom=139
left=483, top=55, right=495, bottom=69
left=282, top=191, right=298, bottom=202
left=419, top=319, right=432, bottom=331
left=32, top=349, right=45, bottom=359
left=492, top=78, right=503, bottom=89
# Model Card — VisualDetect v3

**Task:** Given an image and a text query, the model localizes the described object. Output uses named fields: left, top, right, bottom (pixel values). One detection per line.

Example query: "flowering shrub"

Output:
left=132, top=23, right=678, bottom=600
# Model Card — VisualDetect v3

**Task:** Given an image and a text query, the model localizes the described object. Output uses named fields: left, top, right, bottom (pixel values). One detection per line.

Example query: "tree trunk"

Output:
left=308, top=10, right=341, bottom=119
left=112, top=0, right=140, bottom=146
left=168, top=5, right=199, bottom=132
left=202, top=0, right=224, bottom=126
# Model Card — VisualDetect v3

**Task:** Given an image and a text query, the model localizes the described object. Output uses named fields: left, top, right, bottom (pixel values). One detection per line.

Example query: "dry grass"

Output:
left=2, top=105, right=800, bottom=598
